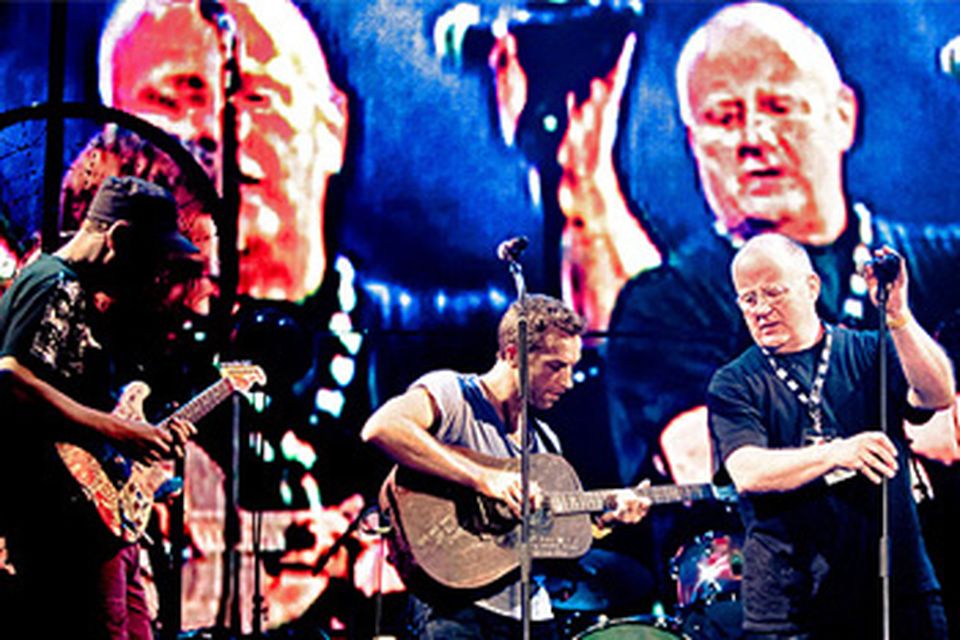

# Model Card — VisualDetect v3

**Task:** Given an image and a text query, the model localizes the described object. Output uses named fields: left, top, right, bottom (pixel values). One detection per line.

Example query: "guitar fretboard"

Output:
left=141, top=377, right=237, bottom=486
left=162, top=377, right=236, bottom=427
left=547, top=484, right=718, bottom=515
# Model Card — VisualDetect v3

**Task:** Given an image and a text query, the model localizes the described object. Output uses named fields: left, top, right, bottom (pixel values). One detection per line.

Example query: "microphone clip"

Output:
left=868, top=253, right=902, bottom=287
left=497, top=235, right=529, bottom=263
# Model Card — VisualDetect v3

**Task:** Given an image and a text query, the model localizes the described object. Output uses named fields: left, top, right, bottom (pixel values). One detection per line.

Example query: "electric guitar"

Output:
left=56, top=362, right=266, bottom=543
left=379, top=448, right=738, bottom=590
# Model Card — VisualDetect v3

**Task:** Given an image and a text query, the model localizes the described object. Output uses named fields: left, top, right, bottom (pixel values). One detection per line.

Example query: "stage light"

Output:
left=300, top=474, right=322, bottom=510
left=315, top=387, right=345, bottom=418
left=340, top=332, right=362, bottom=356
left=365, top=282, right=391, bottom=316
left=335, top=255, right=357, bottom=312
left=487, top=287, right=508, bottom=308
left=330, top=354, right=356, bottom=387
left=527, top=166, right=541, bottom=207
left=281, top=430, right=317, bottom=469
left=249, top=434, right=275, bottom=463
left=843, top=299, right=864, bottom=321
left=280, top=479, right=293, bottom=506
left=329, top=310, right=351, bottom=333
left=250, top=389, right=269, bottom=413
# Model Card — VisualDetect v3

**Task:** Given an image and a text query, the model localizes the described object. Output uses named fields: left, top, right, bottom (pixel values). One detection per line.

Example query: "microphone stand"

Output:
left=201, top=2, right=249, bottom=636
left=877, top=281, right=892, bottom=640
left=504, top=255, right=532, bottom=640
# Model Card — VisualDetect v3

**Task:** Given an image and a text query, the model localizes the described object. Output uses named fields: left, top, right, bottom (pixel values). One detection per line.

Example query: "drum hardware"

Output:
left=671, top=530, right=746, bottom=639
left=572, top=614, right=687, bottom=639
left=547, top=548, right=654, bottom=613
left=670, top=530, right=743, bottom=608
left=549, top=531, right=747, bottom=639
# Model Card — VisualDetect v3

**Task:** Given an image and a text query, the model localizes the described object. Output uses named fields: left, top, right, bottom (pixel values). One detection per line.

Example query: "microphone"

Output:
left=497, top=236, right=529, bottom=262
left=200, top=0, right=237, bottom=38
left=868, top=253, right=902, bottom=286
left=198, top=0, right=239, bottom=92
left=199, top=0, right=225, bottom=23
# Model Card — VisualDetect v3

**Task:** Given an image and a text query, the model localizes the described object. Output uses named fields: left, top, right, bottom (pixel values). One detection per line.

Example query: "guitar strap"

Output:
left=532, top=419, right=560, bottom=455
left=464, top=375, right=561, bottom=455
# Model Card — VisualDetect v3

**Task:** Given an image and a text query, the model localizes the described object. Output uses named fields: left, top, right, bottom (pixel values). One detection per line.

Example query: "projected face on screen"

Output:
left=680, top=18, right=856, bottom=245
left=100, top=0, right=348, bottom=302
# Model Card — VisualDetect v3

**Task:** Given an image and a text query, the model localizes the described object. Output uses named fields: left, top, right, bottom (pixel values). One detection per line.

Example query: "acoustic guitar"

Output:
left=56, top=362, right=266, bottom=543
left=379, top=448, right=738, bottom=590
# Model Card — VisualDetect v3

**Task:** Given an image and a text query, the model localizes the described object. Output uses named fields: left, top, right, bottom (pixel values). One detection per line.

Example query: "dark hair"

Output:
left=497, top=293, right=585, bottom=357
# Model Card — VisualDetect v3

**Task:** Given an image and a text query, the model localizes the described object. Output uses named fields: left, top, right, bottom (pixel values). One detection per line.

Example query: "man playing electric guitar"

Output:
left=0, top=177, right=199, bottom=639
left=361, top=294, right=652, bottom=639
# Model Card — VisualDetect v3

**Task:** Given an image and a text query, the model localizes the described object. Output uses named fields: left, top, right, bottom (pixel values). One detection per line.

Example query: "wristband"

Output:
left=887, top=311, right=911, bottom=331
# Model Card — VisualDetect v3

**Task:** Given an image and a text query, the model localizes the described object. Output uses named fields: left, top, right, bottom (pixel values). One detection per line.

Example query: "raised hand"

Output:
left=557, top=32, right=636, bottom=194
left=554, top=32, right=660, bottom=330
left=863, top=245, right=909, bottom=320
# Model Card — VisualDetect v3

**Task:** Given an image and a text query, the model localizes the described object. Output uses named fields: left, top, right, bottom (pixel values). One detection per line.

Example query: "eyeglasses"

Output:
left=736, top=284, right=791, bottom=311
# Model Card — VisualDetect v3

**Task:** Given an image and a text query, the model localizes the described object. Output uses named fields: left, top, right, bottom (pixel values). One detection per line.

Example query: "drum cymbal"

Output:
left=545, top=548, right=654, bottom=612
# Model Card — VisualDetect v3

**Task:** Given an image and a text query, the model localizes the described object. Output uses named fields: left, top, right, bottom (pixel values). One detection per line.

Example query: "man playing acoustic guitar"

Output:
left=0, top=176, right=198, bottom=638
left=361, top=293, right=651, bottom=639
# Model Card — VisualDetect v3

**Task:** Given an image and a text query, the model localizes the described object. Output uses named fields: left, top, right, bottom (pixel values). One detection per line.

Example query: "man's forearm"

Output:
left=0, top=356, right=100, bottom=429
left=558, top=175, right=660, bottom=331
left=360, top=391, right=489, bottom=493
left=725, top=444, right=837, bottom=493
left=364, top=418, right=487, bottom=491
left=889, top=313, right=956, bottom=409
left=726, top=431, right=899, bottom=493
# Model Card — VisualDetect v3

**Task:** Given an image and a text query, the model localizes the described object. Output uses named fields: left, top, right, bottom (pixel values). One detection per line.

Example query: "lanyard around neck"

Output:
left=760, top=325, right=833, bottom=438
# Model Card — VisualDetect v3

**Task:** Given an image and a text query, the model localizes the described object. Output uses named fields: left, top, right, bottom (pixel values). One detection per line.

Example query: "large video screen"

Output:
left=2, top=1, right=960, bottom=637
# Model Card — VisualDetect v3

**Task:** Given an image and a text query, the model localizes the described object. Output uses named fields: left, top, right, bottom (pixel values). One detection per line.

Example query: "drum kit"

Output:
left=547, top=531, right=745, bottom=639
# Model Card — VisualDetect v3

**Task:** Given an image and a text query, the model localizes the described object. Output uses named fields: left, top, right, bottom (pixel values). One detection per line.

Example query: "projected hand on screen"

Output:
left=556, top=32, right=659, bottom=331
left=484, top=19, right=660, bottom=332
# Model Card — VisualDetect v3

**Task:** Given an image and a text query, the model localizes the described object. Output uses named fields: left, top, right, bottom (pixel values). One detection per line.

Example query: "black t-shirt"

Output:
left=0, top=254, right=114, bottom=409
left=707, top=326, right=938, bottom=634
left=606, top=212, right=960, bottom=485
left=0, top=254, right=117, bottom=535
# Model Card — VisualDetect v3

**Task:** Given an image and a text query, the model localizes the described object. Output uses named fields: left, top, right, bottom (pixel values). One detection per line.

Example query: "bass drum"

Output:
left=671, top=530, right=743, bottom=608
left=573, top=615, right=688, bottom=639
left=671, top=531, right=745, bottom=639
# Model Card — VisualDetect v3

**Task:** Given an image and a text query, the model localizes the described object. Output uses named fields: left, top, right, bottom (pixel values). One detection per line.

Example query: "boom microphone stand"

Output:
left=497, top=235, right=532, bottom=640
